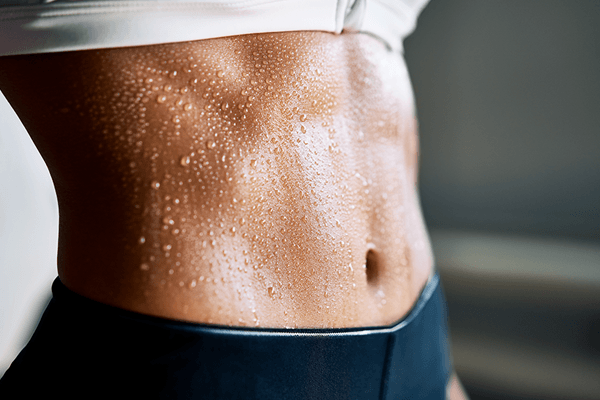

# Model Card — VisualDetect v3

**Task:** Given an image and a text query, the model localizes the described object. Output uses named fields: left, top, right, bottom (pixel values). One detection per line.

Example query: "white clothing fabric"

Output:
left=0, top=0, right=428, bottom=56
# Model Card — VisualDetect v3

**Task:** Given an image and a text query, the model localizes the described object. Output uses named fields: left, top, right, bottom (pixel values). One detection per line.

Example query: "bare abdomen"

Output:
left=0, top=31, right=432, bottom=328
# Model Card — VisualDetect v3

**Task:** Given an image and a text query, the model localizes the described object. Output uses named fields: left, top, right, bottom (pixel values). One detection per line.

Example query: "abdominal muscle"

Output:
left=0, top=31, right=433, bottom=328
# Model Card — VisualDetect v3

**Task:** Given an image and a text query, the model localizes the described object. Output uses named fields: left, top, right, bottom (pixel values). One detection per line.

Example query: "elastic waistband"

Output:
left=51, top=270, right=442, bottom=336
left=1, top=272, right=450, bottom=399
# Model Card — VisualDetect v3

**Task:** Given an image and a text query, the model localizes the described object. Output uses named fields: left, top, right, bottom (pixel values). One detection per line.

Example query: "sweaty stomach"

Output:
left=0, top=31, right=433, bottom=328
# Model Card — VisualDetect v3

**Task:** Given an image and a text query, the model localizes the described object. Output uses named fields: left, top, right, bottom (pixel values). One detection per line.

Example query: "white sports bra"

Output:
left=0, top=0, right=428, bottom=56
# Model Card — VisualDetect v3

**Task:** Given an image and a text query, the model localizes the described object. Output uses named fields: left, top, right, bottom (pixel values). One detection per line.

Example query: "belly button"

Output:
left=365, top=248, right=381, bottom=285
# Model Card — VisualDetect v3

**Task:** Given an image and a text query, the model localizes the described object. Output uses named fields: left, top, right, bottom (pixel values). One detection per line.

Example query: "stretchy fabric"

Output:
left=0, top=272, right=450, bottom=399
left=0, top=0, right=429, bottom=56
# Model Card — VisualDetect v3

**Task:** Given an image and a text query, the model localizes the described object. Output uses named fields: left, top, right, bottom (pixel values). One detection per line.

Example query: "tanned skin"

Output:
left=0, top=31, right=467, bottom=398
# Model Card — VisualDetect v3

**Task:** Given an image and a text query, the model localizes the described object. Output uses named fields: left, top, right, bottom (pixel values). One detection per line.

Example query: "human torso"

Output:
left=0, top=31, right=433, bottom=328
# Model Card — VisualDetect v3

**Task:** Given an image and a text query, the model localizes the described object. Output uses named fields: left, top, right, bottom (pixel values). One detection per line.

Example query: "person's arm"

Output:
left=447, top=372, right=470, bottom=400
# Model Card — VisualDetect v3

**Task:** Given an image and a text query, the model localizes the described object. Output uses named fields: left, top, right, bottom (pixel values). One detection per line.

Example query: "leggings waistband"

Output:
left=1, top=272, right=451, bottom=399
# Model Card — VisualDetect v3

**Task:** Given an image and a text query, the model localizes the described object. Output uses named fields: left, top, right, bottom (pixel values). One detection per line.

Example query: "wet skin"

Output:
left=0, top=31, right=433, bottom=329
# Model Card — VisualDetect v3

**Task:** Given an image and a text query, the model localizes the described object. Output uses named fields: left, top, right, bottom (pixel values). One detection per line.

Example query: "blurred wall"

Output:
left=404, top=1, right=600, bottom=399
left=0, top=91, right=57, bottom=376
left=405, top=0, right=600, bottom=242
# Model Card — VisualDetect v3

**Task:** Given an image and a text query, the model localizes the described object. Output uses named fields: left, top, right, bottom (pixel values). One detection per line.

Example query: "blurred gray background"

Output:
left=404, top=1, right=600, bottom=399
left=1, top=0, right=599, bottom=398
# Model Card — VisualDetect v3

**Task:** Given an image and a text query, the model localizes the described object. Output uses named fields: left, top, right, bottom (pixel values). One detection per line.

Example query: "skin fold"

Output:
left=0, top=30, right=466, bottom=398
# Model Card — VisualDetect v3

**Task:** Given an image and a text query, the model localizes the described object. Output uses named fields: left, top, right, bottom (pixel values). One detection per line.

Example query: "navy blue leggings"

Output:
left=0, top=273, right=451, bottom=399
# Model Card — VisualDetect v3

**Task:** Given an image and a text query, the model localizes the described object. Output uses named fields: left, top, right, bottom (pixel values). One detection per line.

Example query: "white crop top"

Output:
left=0, top=0, right=428, bottom=56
